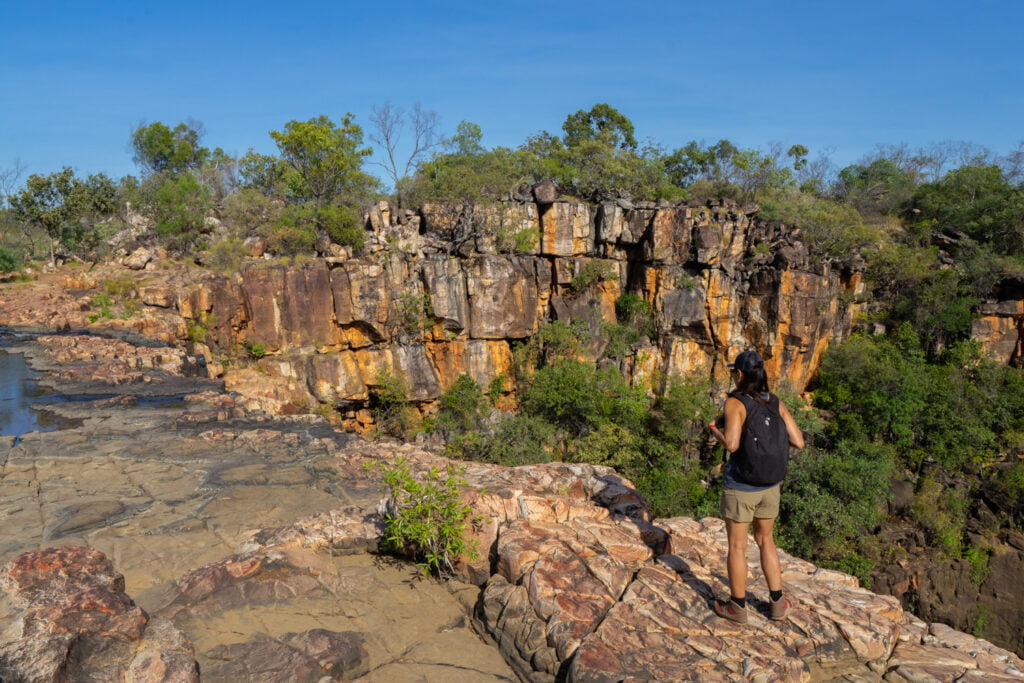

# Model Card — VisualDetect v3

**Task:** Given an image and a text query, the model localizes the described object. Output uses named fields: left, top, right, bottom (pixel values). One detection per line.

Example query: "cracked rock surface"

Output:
left=2, top=332, right=1023, bottom=681
left=0, top=337, right=514, bottom=681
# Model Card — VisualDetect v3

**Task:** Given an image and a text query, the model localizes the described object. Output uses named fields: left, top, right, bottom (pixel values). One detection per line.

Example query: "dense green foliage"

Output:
left=0, top=245, right=20, bottom=273
left=438, top=320, right=718, bottom=518
left=777, top=441, right=894, bottom=581
left=8, top=167, right=118, bottom=263
left=269, top=114, right=378, bottom=247
left=153, top=173, right=213, bottom=249
left=815, top=329, right=1024, bottom=471
left=131, top=121, right=210, bottom=177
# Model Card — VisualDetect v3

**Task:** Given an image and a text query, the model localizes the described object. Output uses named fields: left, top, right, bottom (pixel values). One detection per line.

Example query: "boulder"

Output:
left=532, top=180, right=559, bottom=205
left=0, top=547, right=198, bottom=682
left=123, top=247, right=155, bottom=270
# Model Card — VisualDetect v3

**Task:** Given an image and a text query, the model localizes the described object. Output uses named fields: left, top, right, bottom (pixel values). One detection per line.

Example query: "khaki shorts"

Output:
left=720, top=484, right=781, bottom=523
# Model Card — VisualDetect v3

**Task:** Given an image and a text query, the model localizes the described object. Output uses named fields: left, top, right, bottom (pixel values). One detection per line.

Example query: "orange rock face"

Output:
left=5, top=194, right=1020, bottom=431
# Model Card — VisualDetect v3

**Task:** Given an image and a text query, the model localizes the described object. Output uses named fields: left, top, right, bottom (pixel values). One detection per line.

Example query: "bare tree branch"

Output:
left=370, top=102, right=441, bottom=206
left=0, top=158, right=27, bottom=208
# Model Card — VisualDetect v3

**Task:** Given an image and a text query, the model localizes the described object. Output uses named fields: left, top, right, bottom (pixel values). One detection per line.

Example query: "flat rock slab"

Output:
left=0, top=354, right=515, bottom=681
left=156, top=548, right=512, bottom=681
left=0, top=399, right=368, bottom=596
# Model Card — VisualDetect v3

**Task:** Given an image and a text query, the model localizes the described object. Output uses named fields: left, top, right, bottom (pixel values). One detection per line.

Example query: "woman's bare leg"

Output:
left=724, top=519, right=750, bottom=599
left=753, top=517, right=782, bottom=592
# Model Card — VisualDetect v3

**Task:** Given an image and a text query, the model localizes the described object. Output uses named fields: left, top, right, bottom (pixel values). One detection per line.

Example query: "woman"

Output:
left=707, top=349, right=804, bottom=624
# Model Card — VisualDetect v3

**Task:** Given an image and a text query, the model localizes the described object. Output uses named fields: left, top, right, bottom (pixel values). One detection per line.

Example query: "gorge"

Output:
left=1, top=191, right=1023, bottom=680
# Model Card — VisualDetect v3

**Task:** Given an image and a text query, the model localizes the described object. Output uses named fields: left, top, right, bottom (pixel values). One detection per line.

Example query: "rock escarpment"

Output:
left=9, top=195, right=862, bottom=426
left=4, top=193, right=1021, bottom=428
left=220, top=196, right=863, bottom=426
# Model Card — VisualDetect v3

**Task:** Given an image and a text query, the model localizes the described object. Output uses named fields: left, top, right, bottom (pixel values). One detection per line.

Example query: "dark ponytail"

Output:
left=729, top=363, right=770, bottom=402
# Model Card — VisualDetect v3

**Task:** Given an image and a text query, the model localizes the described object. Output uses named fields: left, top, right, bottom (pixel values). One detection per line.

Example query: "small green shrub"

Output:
left=392, top=290, right=433, bottom=338
left=0, top=246, right=21, bottom=273
left=570, top=260, right=617, bottom=292
left=260, top=222, right=317, bottom=255
left=119, top=297, right=141, bottom=319
left=973, top=604, right=991, bottom=638
left=372, top=366, right=421, bottom=440
left=912, top=475, right=968, bottom=557
left=833, top=552, right=876, bottom=589
left=676, top=273, right=697, bottom=291
left=533, top=319, right=591, bottom=365
left=445, top=413, right=557, bottom=466
left=432, top=375, right=489, bottom=438
left=614, top=292, right=656, bottom=338
left=964, top=545, right=991, bottom=586
left=186, top=313, right=215, bottom=344
left=495, top=224, right=539, bottom=253
left=205, top=238, right=247, bottom=273
left=378, top=458, right=481, bottom=577
left=636, top=465, right=719, bottom=520
left=87, top=293, right=114, bottom=322
left=319, top=204, right=366, bottom=252
left=103, top=276, right=136, bottom=298
left=601, top=322, right=641, bottom=360
left=486, top=374, right=508, bottom=404
left=244, top=341, right=266, bottom=359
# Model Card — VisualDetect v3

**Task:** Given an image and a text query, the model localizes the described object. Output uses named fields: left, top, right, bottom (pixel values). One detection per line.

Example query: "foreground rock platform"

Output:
left=1, top=332, right=1022, bottom=681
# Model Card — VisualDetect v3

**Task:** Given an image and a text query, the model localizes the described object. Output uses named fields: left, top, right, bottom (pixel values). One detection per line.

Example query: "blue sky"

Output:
left=2, top=0, right=1021, bottom=184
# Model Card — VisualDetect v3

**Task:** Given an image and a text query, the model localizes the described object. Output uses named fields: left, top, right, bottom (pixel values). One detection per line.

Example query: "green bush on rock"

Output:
left=378, top=458, right=480, bottom=577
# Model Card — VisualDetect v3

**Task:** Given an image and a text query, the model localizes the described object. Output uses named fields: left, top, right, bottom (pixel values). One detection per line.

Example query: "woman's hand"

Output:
left=708, top=415, right=726, bottom=446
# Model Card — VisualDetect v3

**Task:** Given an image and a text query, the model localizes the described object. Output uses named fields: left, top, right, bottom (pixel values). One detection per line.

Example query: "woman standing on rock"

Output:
left=707, top=349, right=804, bottom=623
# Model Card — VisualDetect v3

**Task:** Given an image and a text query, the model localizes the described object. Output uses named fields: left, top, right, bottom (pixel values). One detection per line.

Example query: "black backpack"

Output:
left=733, top=393, right=789, bottom=486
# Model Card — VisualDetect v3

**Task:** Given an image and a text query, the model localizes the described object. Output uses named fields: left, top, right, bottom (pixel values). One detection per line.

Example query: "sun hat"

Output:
left=727, top=349, right=764, bottom=373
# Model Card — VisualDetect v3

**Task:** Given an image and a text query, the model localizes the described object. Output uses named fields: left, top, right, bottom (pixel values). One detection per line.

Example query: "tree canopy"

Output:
left=131, top=120, right=210, bottom=176
left=8, top=167, right=116, bottom=263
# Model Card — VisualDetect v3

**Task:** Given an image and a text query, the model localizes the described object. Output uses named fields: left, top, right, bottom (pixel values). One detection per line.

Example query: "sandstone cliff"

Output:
left=5, top=193, right=1021, bottom=428
left=85, top=195, right=871, bottom=427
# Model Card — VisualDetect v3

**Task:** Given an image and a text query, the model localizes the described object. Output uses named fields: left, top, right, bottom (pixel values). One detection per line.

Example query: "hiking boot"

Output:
left=770, top=593, right=792, bottom=620
left=713, top=598, right=748, bottom=624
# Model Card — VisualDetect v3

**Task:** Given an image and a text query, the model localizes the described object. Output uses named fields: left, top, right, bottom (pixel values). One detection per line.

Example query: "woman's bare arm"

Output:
left=778, top=401, right=805, bottom=449
left=708, top=397, right=746, bottom=452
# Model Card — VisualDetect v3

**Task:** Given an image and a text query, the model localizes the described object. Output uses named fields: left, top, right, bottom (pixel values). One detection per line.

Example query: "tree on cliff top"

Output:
left=520, top=104, right=681, bottom=200
left=910, top=165, right=1024, bottom=256
left=131, top=120, right=211, bottom=177
left=561, top=103, right=638, bottom=151
left=270, top=114, right=376, bottom=212
left=270, top=114, right=379, bottom=245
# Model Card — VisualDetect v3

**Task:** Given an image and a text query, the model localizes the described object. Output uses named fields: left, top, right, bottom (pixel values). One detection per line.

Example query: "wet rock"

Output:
left=46, top=499, right=128, bottom=538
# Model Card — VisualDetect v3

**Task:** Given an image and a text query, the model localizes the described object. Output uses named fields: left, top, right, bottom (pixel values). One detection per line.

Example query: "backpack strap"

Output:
left=734, top=392, right=779, bottom=415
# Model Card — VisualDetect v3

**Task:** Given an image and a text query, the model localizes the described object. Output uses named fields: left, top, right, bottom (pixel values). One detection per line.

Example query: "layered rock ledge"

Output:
left=5, top=435, right=1023, bottom=681
left=240, top=447, right=1024, bottom=682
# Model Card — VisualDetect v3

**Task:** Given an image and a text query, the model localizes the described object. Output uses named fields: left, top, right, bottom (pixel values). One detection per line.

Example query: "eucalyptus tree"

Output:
left=130, top=120, right=210, bottom=177
left=369, top=102, right=441, bottom=207
left=269, top=114, right=378, bottom=247
left=9, top=167, right=117, bottom=264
